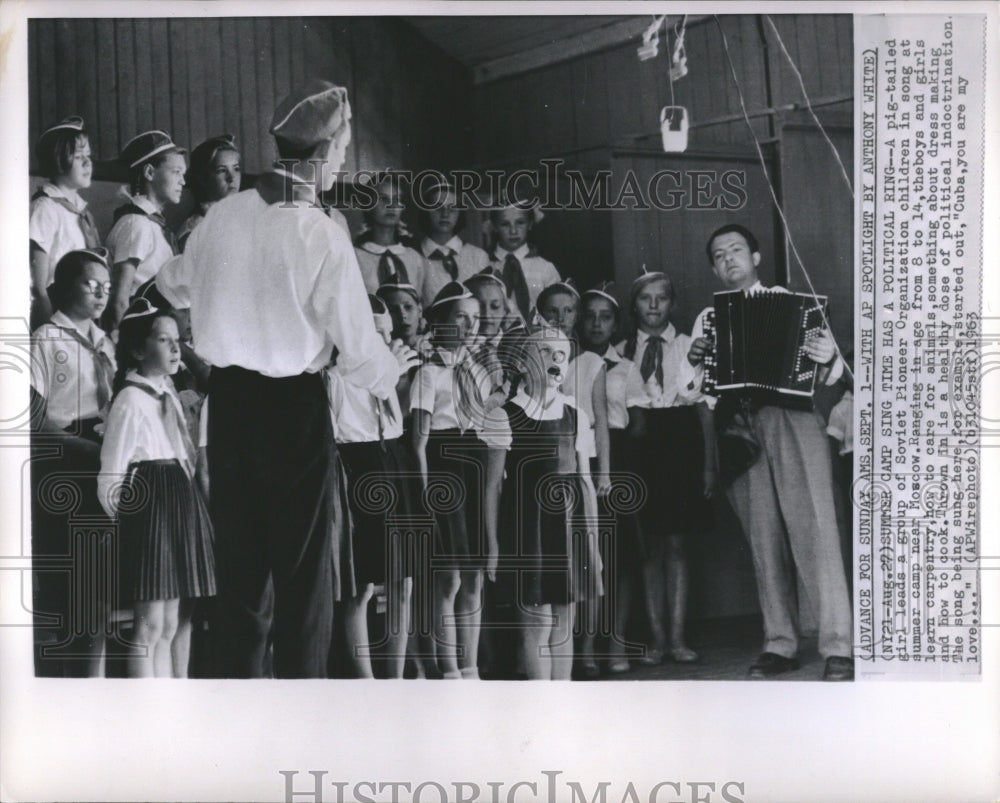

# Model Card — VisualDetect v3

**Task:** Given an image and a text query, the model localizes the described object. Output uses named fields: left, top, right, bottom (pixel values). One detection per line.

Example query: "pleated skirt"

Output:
left=337, top=439, right=414, bottom=590
left=118, top=459, right=216, bottom=602
left=425, top=429, right=487, bottom=568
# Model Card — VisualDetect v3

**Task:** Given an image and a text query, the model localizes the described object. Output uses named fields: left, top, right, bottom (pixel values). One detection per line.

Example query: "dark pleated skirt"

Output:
left=625, top=405, right=713, bottom=543
left=425, top=429, right=487, bottom=568
left=338, top=438, right=413, bottom=590
left=118, top=459, right=216, bottom=602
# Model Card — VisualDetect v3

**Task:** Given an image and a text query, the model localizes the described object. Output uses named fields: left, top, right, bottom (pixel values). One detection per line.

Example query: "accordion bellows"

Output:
left=703, top=288, right=829, bottom=404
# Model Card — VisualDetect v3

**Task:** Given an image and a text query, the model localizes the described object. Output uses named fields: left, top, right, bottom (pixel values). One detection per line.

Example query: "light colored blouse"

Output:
left=105, top=195, right=176, bottom=296
left=31, top=311, right=116, bottom=429
left=29, top=183, right=94, bottom=282
left=97, top=371, right=191, bottom=517
left=326, top=365, right=404, bottom=444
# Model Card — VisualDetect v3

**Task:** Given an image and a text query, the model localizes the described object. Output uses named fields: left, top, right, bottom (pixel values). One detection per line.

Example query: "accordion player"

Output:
left=701, top=288, right=830, bottom=409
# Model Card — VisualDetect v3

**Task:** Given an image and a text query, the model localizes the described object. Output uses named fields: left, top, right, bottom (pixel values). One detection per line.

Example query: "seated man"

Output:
left=679, top=223, right=854, bottom=682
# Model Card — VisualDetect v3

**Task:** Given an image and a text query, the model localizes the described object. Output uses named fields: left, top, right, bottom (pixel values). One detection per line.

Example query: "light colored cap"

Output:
left=582, top=280, right=619, bottom=308
left=120, top=130, right=186, bottom=169
left=428, top=280, right=473, bottom=310
left=41, top=115, right=85, bottom=138
left=120, top=296, right=161, bottom=323
left=269, top=80, right=351, bottom=149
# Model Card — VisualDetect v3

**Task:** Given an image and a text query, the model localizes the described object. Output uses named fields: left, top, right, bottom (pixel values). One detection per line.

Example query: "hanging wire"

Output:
left=763, top=15, right=855, bottom=198
left=667, top=15, right=689, bottom=109
left=713, top=15, right=854, bottom=383
left=667, top=36, right=676, bottom=107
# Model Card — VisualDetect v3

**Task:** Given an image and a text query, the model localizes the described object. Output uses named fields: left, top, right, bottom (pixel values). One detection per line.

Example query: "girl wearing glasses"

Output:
left=29, top=247, right=116, bottom=676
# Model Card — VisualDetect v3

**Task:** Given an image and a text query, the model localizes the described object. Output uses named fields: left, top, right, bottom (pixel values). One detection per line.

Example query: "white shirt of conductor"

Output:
left=156, top=104, right=399, bottom=398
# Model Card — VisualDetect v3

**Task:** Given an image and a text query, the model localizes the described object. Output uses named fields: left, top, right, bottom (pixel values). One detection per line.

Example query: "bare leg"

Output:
left=171, top=599, right=195, bottom=678
left=153, top=599, right=180, bottom=678
left=608, top=561, right=632, bottom=669
left=665, top=534, right=696, bottom=660
left=433, top=569, right=462, bottom=677
left=518, top=604, right=552, bottom=680
left=385, top=578, right=411, bottom=679
left=641, top=538, right=668, bottom=658
left=128, top=601, right=164, bottom=678
left=455, top=569, right=483, bottom=678
left=577, top=595, right=600, bottom=675
left=344, top=583, right=376, bottom=679
left=549, top=603, right=576, bottom=680
left=85, top=636, right=106, bottom=678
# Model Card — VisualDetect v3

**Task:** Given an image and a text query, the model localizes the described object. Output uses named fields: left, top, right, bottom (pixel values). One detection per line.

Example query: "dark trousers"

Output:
left=208, top=367, right=334, bottom=678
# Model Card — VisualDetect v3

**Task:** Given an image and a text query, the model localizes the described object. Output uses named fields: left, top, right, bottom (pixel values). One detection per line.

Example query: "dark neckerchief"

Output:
left=54, top=320, right=114, bottom=410
left=122, top=378, right=195, bottom=474
left=113, top=202, right=178, bottom=255
left=32, top=186, right=100, bottom=249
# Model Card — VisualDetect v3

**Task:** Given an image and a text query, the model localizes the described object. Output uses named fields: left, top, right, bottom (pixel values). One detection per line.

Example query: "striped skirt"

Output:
left=118, top=459, right=216, bottom=602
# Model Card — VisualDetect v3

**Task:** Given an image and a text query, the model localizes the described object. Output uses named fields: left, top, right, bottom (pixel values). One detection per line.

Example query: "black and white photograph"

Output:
left=0, top=1, right=996, bottom=801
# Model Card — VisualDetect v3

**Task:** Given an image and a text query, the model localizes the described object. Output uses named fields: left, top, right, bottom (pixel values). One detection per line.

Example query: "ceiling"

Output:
left=403, top=14, right=695, bottom=84
left=404, top=15, right=635, bottom=65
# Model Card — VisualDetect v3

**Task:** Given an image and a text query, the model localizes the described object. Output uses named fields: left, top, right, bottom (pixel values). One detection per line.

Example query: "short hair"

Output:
left=413, top=183, right=467, bottom=237
left=361, top=172, right=408, bottom=230
left=49, top=251, right=104, bottom=312
left=128, top=151, right=174, bottom=197
left=274, top=135, right=324, bottom=163
left=186, top=138, right=240, bottom=205
left=536, top=283, right=579, bottom=315
left=705, top=223, right=760, bottom=262
left=36, top=129, right=88, bottom=180
left=579, top=290, right=622, bottom=326
left=426, top=297, right=461, bottom=328
left=489, top=205, right=533, bottom=227
left=465, top=273, right=507, bottom=298
left=630, top=272, right=674, bottom=314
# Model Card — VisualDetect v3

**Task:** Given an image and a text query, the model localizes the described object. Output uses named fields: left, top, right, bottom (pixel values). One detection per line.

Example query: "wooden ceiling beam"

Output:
left=471, top=15, right=687, bottom=85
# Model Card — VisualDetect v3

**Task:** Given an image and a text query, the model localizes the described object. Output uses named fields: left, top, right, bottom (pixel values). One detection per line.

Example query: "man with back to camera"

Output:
left=157, top=80, right=417, bottom=678
left=679, top=223, right=855, bottom=681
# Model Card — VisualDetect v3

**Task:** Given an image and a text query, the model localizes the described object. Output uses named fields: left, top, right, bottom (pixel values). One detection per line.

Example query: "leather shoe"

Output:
left=822, top=656, right=855, bottom=681
left=747, top=651, right=799, bottom=679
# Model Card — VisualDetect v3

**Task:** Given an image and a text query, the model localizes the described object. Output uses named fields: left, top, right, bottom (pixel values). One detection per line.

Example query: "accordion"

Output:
left=702, top=289, right=829, bottom=405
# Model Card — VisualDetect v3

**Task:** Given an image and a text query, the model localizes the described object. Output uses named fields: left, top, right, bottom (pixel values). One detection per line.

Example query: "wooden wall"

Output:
left=28, top=17, right=470, bottom=177
left=471, top=14, right=853, bottom=164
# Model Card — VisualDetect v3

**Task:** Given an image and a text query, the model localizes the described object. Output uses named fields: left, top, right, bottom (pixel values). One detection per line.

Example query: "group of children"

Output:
left=29, top=114, right=720, bottom=681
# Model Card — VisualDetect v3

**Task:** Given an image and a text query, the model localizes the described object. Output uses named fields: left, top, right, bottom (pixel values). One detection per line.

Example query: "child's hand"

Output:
left=595, top=472, right=612, bottom=499
left=804, top=329, right=836, bottom=365
left=390, top=339, right=421, bottom=371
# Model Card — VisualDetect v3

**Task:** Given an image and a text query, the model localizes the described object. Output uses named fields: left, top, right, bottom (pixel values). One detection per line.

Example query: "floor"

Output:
left=42, top=613, right=836, bottom=681
left=578, top=615, right=833, bottom=682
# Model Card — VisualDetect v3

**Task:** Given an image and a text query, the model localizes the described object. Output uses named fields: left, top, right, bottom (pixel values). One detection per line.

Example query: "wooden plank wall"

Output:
left=471, top=14, right=853, bottom=164
left=29, top=17, right=470, bottom=177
